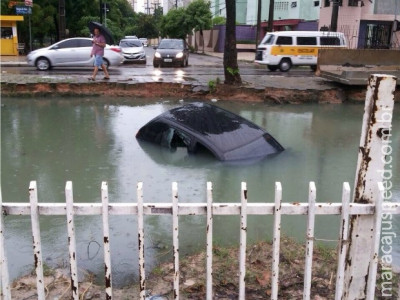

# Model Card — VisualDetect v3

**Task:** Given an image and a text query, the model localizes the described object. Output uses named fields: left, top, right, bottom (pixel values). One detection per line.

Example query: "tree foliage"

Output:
left=212, top=16, right=226, bottom=25
left=186, top=0, right=212, bottom=33
left=159, top=8, right=190, bottom=39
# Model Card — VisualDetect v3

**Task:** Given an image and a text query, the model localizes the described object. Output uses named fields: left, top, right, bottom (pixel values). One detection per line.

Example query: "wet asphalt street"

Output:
left=1, top=47, right=333, bottom=90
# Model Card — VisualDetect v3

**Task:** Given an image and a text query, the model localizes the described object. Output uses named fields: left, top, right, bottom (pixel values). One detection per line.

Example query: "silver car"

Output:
left=119, top=38, right=146, bottom=64
left=27, top=37, right=124, bottom=71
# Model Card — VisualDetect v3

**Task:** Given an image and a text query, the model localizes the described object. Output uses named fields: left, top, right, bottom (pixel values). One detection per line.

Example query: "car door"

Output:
left=49, top=39, right=81, bottom=66
left=76, top=39, right=94, bottom=66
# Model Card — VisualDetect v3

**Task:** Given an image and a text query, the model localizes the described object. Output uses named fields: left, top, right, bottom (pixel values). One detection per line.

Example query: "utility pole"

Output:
left=330, top=0, right=339, bottom=31
left=58, top=0, right=66, bottom=40
left=255, top=0, right=261, bottom=46
left=100, top=0, right=103, bottom=24
left=268, top=0, right=274, bottom=32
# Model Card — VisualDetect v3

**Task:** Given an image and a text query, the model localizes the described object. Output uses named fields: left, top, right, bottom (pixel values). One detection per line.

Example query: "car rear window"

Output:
left=320, top=36, right=341, bottom=46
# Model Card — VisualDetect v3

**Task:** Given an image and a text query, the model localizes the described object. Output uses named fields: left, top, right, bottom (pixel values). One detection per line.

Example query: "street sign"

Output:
left=15, top=6, right=32, bottom=14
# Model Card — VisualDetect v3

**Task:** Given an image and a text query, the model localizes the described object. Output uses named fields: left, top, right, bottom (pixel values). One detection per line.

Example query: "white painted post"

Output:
left=303, top=182, right=316, bottom=300
left=271, top=182, right=282, bottom=300
left=101, top=181, right=113, bottom=299
left=29, top=181, right=45, bottom=300
left=206, top=182, right=213, bottom=300
left=137, top=182, right=146, bottom=300
left=239, top=182, right=247, bottom=300
left=366, top=182, right=384, bottom=300
left=66, top=181, right=79, bottom=300
left=335, top=182, right=351, bottom=300
left=172, top=182, right=179, bottom=299
left=0, top=187, right=11, bottom=300
left=344, top=74, right=396, bottom=299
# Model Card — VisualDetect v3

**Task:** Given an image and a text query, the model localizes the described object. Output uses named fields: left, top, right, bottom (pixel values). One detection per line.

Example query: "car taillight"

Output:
left=110, top=47, right=121, bottom=53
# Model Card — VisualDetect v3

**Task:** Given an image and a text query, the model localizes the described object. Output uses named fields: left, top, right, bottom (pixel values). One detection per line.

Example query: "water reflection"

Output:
left=1, top=98, right=399, bottom=286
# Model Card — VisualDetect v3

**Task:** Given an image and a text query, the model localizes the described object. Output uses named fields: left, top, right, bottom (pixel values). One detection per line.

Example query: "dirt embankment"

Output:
left=3, top=81, right=398, bottom=104
left=9, top=238, right=398, bottom=299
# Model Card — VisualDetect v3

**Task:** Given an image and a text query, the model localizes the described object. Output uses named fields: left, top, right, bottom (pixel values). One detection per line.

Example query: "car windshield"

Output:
left=120, top=40, right=142, bottom=47
left=158, top=40, right=183, bottom=49
left=261, top=34, right=275, bottom=45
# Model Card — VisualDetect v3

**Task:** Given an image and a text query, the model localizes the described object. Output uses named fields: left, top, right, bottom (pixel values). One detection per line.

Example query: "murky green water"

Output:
left=1, top=97, right=399, bottom=286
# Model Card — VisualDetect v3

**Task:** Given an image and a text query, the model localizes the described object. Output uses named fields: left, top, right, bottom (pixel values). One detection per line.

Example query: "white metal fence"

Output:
left=1, top=180, right=399, bottom=299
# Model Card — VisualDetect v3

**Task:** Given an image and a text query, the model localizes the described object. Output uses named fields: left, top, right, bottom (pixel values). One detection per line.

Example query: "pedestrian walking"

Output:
left=88, top=27, right=110, bottom=81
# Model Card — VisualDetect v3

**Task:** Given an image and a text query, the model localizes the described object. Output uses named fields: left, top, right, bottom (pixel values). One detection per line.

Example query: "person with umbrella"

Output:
left=88, top=26, right=110, bottom=81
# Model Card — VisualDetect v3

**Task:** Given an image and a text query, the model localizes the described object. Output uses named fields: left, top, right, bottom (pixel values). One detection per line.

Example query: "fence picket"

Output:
left=101, top=181, right=113, bottom=299
left=271, top=182, right=282, bottom=300
left=172, top=182, right=179, bottom=299
left=29, top=181, right=45, bottom=300
left=239, top=182, right=248, bottom=300
left=0, top=187, right=11, bottom=300
left=206, top=182, right=213, bottom=300
left=137, top=182, right=146, bottom=299
left=366, top=182, right=384, bottom=299
left=303, top=182, right=316, bottom=300
left=66, top=181, right=79, bottom=300
left=335, top=182, right=351, bottom=300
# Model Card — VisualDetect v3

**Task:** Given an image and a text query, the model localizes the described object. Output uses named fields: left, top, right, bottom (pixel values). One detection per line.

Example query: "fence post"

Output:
left=29, top=181, right=45, bottom=300
left=0, top=187, right=11, bottom=300
left=343, top=74, right=396, bottom=299
left=66, top=181, right=79, bottom=300
left=137, top=182, right=146, bottom=300
left=206, top=182, right=213, bottom=300
left=101, top=181, right=113, bottom=299
left=172, top=182, right=179, bottom=300
left=239, top=182, right=248, bottom=300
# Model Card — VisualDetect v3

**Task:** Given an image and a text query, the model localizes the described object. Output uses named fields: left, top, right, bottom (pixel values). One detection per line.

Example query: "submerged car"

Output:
left=27, top=37, right=124, bottom=71
left=119, top=38, right=146, bottom=64
left=136, top=102, right=284, bottom=161
left=153, top=38, right=189, bottom=68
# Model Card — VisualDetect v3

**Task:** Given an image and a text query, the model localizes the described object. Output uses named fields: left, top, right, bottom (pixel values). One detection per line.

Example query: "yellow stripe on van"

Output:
left=270, top=46, right=319, bottom=56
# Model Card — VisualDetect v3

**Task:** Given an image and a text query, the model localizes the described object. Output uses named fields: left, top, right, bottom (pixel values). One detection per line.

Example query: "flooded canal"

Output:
left=1, top=97, right=399, bottom=286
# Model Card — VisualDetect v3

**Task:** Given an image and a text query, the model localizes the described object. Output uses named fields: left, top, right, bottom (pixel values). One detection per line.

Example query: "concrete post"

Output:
left=343, top=74, right=396, bottom=299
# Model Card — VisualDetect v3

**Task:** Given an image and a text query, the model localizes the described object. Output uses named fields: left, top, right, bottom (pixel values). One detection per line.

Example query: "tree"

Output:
left=159, top=8, right=190, bottom=39
left=212, top=16, right=226, bottom=25
left=133, top=13, right=159, bottom=39
left=223, top=0, right=241, bottom=85
left=186, top=0, right=212, bottom=53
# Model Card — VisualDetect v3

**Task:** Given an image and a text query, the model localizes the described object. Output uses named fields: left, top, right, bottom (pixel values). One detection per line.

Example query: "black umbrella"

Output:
left=88, top=21, right=114, bottom=45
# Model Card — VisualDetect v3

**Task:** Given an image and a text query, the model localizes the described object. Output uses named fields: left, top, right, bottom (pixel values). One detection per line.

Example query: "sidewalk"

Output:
left=0, top=55, right=27, bottom=67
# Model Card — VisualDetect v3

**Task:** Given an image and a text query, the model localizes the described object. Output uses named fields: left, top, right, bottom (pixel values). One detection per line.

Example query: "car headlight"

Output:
left=176, top=52, right=183, bottom=59
left=154, top=52, right=161, bottom=58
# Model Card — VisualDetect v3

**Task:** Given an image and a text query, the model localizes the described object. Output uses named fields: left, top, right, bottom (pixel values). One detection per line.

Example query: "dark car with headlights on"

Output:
left=153, top=39, right=189, bottom=68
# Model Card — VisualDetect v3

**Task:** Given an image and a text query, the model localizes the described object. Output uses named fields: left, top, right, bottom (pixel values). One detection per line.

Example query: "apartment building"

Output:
left=319, top=0, right=400, bottom=48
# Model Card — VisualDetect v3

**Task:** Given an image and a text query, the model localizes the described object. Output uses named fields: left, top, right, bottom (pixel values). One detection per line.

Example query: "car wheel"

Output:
left=279, top=58, right=292, bottom=72
left=267, top=65, right=278, bottom=72
left=310, top=65, right=317, bottom=72
left=36, top=57, right=51, bottom=71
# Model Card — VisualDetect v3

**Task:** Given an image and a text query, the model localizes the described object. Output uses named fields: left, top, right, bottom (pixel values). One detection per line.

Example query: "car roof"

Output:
left=136, top=102, right=284, bottom=161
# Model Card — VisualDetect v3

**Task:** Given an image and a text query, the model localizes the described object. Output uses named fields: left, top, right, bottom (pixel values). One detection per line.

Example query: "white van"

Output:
left=255, top=31, right=347, bottom=72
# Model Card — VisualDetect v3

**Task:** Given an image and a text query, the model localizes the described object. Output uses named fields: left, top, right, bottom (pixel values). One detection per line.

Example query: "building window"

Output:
left=291, top=1, right=297, bottom=8
left=1, top=27, right=13, bottom=39
left=324, top=0, right=330, bottom=7
left=275, top=2, right=289, bottom=10
left=348, top=0, right=358, bottom=6
left=314, top=1, right=320, bottom=6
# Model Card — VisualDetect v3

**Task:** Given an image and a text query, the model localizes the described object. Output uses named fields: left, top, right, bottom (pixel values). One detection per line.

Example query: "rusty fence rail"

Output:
left=1, top=181, right=399, bottom=300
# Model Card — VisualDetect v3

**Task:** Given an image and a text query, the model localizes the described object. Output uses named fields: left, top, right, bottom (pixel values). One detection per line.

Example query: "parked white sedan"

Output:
left=27, top=37, right=124, bottom=71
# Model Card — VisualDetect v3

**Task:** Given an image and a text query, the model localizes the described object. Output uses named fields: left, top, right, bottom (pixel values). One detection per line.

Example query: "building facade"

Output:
left=319, top=0, right=400, bottom=49
left=0, top=15, right=24, bottom=56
